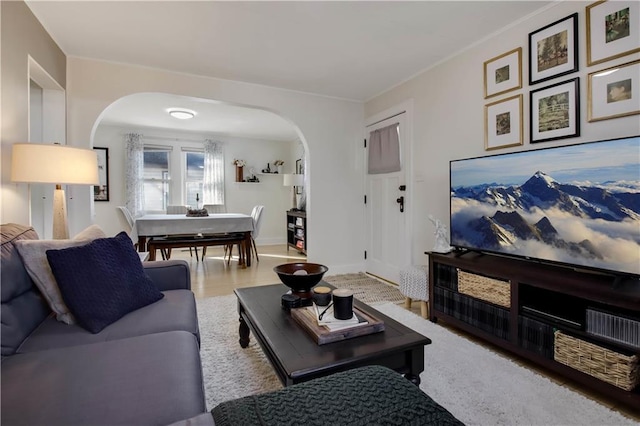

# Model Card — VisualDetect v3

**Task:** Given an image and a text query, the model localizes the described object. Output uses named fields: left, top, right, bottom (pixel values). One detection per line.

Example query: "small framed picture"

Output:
left=529, top=13, right=579, bottom=85
left=484, top=47, right=522, bottom=99
left=530, top=77, right=580, bottom=144
left=587, top=1, right=640, bottom=66
left=484, top=94, right=523, bottom=151
left=588, top=60, right=640, bottom=122
left=93, top=147, right=109, bottom=201
left=295, top=158, right=304, bottom=194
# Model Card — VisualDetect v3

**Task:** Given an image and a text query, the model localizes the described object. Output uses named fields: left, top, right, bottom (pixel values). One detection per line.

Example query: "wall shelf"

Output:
left=286, top=210, right=306, bottom=254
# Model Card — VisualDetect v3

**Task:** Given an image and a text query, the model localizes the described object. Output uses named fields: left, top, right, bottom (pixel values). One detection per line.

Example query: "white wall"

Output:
left=66, top=58, right=365, bottom=273
left=94, top=124, right=295, bottom=244
left=365, top=1, right=640, bottom=266
left=1, top=1, right=66, bottom=226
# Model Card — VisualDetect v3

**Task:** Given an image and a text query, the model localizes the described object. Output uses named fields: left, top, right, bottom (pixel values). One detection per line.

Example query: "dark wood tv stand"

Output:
left=428, top=251, right=640, bottom=411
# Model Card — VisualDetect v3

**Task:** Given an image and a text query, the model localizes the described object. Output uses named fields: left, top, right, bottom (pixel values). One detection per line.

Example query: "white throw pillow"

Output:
left=15, top=225, right=107, bottom=324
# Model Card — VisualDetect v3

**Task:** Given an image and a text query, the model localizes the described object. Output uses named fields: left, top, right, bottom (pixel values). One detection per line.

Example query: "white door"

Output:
left=364, top=113, right=408, bottom=284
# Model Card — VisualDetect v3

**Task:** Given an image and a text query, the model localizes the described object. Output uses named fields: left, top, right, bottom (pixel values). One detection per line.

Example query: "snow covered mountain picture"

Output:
left=450, top=136, right=640, bottom=276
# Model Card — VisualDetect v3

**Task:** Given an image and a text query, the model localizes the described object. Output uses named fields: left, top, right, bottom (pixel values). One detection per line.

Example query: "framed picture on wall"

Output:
left=295, top=158, right=304, bottom=194
left=587, top=0, right=640, bottom=66
left=93, top=147, right=109, bottom=201
left=528, top=13, right=579, bottom=85
left=530, top=77, right=580, bottom=143
left=484, top=47, right=522, bottom=99
left=484, top=94, right=523, bottom=151
left=588, top=59, right=640, bottom=122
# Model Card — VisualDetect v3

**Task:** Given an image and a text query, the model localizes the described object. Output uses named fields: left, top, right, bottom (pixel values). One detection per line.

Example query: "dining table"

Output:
left=134, top=213, right=255, bottom=266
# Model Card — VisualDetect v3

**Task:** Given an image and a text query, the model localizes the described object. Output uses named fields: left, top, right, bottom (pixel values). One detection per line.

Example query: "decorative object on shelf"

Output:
left=11, top=143, right=99, bottom=239
left=232, top=159, right=246, bottom=182
left=530, top=77, right=580, bottom=143
left=283, top=173, right=304, bottom=210
left=484, top=47, right=522, bottom=99
left=484, top=94, right=523, bottom=151
left=586, top=0, right=639, bottom=66
left=428, top=215, right=453, bottom=253
left=588, top=59, right=640, bottom=122
left=93, top=147, right=109, bottom=201
left=274, top=159, right=284, bottom=174
left=245, top=167, right=260, bottom=182
left=528, top=13, right=579, bottom=85
left=262, top=163, right=271, bottom=173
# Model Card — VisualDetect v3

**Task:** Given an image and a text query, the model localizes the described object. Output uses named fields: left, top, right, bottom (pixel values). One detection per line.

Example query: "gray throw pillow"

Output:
left=15, top=225, right=107, bottom=324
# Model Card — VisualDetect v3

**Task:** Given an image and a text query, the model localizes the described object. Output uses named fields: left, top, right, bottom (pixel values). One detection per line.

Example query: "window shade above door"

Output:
left=368, top=123, right=400, bottom=174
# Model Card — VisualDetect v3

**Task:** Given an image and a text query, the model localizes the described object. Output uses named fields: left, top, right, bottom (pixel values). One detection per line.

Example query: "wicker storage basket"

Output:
left=457, top=270, right=510, bottom=308
left=554, top=331, right=639, bottom=391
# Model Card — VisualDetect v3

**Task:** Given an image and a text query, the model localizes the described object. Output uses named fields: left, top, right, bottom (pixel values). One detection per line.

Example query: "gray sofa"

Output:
left=1, top=224, right=207, bottom=425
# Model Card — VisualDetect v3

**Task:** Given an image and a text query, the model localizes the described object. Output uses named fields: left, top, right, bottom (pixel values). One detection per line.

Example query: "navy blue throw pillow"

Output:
left=46, top=232, right=164, bottom=333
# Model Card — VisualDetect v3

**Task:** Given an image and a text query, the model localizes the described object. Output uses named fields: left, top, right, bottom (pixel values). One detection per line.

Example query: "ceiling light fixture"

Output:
left=168, top=108, right=196, bottom=120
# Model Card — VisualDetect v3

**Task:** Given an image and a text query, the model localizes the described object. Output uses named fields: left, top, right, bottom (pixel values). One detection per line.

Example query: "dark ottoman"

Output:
left=212, top=365, right=463, bottom=425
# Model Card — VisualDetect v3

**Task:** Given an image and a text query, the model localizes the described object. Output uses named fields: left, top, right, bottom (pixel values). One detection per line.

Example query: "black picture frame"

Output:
left=93, top=147, right=109, bottom=201
left=528, top=13, right=579, bottom=85
left=295, top=158, right=303, bottom=194
left=529, top=77, right=580, bottom=144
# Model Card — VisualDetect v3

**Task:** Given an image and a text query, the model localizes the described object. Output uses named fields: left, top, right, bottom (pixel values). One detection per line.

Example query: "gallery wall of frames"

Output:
left=482, top=0, right=639, bottom=151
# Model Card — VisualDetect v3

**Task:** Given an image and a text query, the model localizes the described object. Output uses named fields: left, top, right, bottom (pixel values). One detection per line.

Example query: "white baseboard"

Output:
left=319, top=262, right=365, bottom=275
left=254, top=237, right=285, bottom=246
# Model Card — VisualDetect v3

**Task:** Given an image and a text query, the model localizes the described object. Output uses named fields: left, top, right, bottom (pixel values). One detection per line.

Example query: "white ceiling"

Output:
left=101, top=93, right=300, bottom=141
left=26, top=0, right=553, bottom=140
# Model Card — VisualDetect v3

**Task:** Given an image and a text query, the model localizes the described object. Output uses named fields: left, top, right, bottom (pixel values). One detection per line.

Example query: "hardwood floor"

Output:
left=167, top=244, right=639, bottom=421
left=170, top=243, right=306, bottom=299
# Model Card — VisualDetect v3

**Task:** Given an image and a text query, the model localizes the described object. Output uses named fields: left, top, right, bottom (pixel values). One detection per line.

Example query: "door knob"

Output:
left=396, top=196, right=404, bottom=213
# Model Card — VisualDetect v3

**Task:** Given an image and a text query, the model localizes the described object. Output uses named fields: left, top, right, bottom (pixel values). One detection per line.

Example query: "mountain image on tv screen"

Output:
left=450, top=136, right=640, bottom=276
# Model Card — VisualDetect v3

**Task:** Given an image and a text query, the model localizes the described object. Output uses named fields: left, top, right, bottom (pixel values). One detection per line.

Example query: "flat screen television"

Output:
left=450, top=135, right=640, bottom=277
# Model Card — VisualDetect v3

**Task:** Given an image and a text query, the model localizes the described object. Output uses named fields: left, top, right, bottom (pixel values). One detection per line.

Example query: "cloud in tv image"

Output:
left=450, top=137, right=640, bottom=276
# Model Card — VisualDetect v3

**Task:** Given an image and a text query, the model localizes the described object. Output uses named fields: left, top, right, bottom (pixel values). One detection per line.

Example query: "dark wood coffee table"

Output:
left=235, top=283, right=431, bottom=386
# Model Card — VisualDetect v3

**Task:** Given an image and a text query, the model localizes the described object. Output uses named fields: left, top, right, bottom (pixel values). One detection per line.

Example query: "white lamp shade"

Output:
left=11, top=143, right=99, bottom=185
left=283, top=174, right=304, bottom=187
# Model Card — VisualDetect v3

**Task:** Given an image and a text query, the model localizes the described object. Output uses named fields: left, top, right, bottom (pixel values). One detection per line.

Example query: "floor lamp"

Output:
left=11, top=143, right=99, bottom=239
left=283, top=174, right=304, bottom=210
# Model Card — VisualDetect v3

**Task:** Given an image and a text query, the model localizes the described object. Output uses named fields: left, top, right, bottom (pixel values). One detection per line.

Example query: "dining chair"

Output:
left=116, top=206, right=137, bottom=248
left=224, top=205, right=264, bottom=264
left=161, top=205, right=199, bottom=260
left=166, top=205, right=189, bottom=214
left=249, top=205, right=265, bottom=262
left=202, top=204, right=227, bottom=213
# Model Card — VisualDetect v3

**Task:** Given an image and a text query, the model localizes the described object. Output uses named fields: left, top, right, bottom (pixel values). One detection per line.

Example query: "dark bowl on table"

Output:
left=274, top=263, right=329, bottom=302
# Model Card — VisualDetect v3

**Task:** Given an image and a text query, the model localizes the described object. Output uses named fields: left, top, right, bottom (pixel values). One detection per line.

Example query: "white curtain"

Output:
left=125, top=133, right=145, bottom=218
left=203, top=139, right=224, bottom=206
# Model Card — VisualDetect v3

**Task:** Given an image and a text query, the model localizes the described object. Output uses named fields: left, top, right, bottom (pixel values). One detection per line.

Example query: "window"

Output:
left=184, top=151, right=204, bottom=208
left=143, top=148, right=170, bottom=212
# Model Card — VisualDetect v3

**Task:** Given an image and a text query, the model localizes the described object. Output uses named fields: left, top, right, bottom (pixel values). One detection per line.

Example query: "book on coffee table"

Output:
left=291, top=304, right=385, bottom=345
left=312, top=304, right=368, bottom=331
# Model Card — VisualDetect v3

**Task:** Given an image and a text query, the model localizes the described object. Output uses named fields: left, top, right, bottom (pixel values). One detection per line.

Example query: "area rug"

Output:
left=323, top=272, right=405, bottom=305
left=196, top=295, right=636, bottom=425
